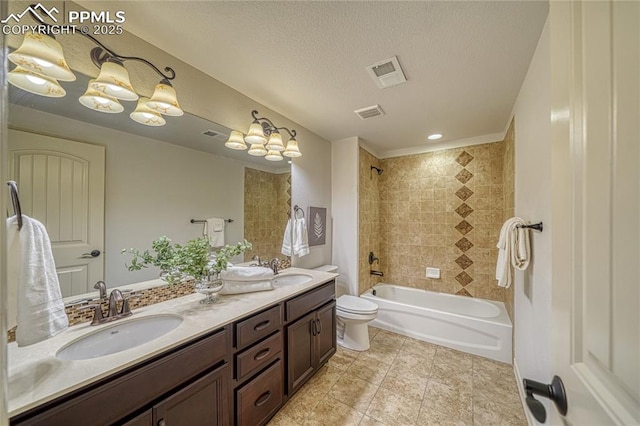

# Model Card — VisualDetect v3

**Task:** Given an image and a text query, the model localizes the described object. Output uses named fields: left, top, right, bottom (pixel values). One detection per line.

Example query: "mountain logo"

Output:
left=2, top=3, right=59, bottom=24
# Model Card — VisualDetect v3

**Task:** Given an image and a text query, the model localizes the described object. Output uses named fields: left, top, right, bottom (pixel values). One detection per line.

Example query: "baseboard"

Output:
left=513, top=359, right=536, bottom=426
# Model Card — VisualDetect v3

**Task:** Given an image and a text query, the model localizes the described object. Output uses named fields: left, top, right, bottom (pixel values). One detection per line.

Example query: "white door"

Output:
left=8, top=129, right=105, bottom=297
left=550, top=1, right=639, bottom=424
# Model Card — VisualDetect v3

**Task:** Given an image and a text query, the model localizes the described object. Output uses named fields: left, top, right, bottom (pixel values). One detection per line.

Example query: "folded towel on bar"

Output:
left=293, top=217, right=310, bottom=257
left=205, top=217, right=225, bottom=248
left=7, top=215, right=68, bottom=347
left=495, top=217, right=531, bottom=288
left=220, top=266, right=274, bottom=282
left=281, top=218, right=293, bottom=256
left=219, top=279, right=274, bottom=294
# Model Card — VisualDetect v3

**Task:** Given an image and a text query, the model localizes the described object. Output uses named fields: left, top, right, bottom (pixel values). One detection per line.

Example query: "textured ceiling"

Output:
left=80, top=1, right=548, bottom=156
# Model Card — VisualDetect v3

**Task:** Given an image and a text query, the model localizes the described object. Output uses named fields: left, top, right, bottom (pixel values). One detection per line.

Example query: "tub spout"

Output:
left=370, top=270, right=384, bottom=277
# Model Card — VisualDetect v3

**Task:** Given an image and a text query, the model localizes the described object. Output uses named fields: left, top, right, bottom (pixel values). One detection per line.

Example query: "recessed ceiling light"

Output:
left=428, top=133, right=443, bottom=140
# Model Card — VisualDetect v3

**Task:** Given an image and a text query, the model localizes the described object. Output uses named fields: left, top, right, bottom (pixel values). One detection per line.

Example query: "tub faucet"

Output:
left=370, top=270, right=384, bottom=277
left=368, top=252, right=380, bottom=265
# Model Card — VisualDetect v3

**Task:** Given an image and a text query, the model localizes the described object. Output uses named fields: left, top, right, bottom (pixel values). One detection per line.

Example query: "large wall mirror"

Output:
left=8, top=71, right=292, bottom=298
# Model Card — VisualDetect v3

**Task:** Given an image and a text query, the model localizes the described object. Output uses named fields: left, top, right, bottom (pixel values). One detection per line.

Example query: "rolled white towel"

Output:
left=220, top=266, right=274, bottom=282
left=496, top=217, right=529, bottom=288
left=293, top=217, right=310, bottom=257
left=281, top=218, right=292, bottom=256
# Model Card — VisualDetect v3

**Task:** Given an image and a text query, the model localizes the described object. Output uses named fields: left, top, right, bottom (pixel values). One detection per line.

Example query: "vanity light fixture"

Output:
left=226, top=110, right=302, bottom=161
left=7, top=10, right=182, bottom=127
left=427, top=133, right=443, bottom=140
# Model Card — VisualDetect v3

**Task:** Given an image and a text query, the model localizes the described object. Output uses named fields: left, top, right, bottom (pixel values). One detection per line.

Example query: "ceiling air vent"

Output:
left=354, top=104, right=385, bottom=120
left=366, top=56, right=407, bottom=89
left=202, top=130, right=227, bottom=141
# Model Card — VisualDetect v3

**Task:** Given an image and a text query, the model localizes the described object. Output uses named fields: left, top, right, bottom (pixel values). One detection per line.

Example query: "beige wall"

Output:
left=358, top=148, right=382, bottom=295
left=502, top=119, right=515, bottom=320
left=244, top=168, right=291, bottom=262
left=372, top=142, right=505, bottom=302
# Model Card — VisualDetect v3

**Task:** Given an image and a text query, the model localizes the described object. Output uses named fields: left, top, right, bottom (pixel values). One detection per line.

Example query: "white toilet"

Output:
left=314, top=265, right=379, bottom=351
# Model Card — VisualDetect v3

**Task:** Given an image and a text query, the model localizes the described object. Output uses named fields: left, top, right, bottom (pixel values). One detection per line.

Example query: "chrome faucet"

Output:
left=251, top=255, right=262, bottom=266
left=269, top=258, right=281, bottom=275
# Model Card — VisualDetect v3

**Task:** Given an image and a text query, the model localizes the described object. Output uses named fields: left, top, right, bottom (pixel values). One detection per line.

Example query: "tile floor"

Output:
left=269, top=327, right=526, bottom=426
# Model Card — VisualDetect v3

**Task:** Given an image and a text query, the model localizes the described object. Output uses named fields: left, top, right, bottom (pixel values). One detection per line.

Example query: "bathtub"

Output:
left=361, top=284, right=512, bottom=363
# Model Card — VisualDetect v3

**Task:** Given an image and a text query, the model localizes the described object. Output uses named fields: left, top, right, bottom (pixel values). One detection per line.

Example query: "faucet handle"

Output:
left=78, top=304, right=105, bottom=326
left=121, top=293, right=141, bottom=315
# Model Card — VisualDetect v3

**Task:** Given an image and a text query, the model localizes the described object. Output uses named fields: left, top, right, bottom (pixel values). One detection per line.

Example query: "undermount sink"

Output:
left=272, top=273, right=313, bottom=287
left=56, top=314, right=183, bottom=361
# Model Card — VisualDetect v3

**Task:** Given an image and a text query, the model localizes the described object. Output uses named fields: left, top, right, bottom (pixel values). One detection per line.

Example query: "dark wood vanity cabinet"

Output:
left=11, top=280, right=336, bottom=426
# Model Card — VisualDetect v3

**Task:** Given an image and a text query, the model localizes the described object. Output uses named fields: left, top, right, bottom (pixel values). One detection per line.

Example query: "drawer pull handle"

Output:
left=311, top=320, right=317, bottom=336
left=316, top=319, right=322, bottom=334
left=254, top=391, right=272, bottom=407
left=254, top=348, right=271, bottom=361
left=254, top=320, right=271, bottom=331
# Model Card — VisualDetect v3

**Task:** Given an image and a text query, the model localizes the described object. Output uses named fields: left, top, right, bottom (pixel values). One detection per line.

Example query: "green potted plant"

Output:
left=122, top=237, right=252, bottom=303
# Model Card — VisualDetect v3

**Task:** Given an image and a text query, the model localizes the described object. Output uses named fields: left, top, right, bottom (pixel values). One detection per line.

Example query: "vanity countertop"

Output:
left=7, top=268, right=338, bottom=418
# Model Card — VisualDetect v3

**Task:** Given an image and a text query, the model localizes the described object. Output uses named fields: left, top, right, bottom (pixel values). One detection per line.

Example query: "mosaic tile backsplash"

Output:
left=359, top=141, right=507, bottom=302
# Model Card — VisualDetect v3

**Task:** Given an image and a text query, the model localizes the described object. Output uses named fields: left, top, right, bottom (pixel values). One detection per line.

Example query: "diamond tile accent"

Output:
left=455, top=220, right=474, bottom=235
left=455, top=168, right=473, bottom=184
left=455, top=254, right=473, bottom=270
left=456, top=288, right=473, bottom=297
left=455, top=237, right=474, bottom=252
left=455, top=186, right=474, bottom=201
left=455, top=151, right=474, bottom=167
left=455, top=271, right=474, bottom=286
left=455, top=203, right=473, bottom=218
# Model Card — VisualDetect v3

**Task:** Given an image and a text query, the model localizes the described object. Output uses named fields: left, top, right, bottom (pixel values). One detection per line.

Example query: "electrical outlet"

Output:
left=426, top=267, right=440, bottom=279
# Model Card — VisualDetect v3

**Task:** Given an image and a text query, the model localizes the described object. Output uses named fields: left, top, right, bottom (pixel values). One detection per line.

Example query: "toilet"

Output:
left=313, top=265, right=379, bottom=351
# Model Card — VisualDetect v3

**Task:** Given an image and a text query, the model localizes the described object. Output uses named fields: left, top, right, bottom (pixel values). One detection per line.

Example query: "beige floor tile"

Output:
left=303, top=395, right=364, bottom=426
left=330, top=346, right=360, bottom=371
left=365, top=387, right=421, bottom=425
left=280, top=386, right=323, bottom=423
left=400, top=337, right=438, bottom=359
left=430, top=359, right=473, bottom=391
left=368, top=326, right=380, bottom=341
left=372, top=329, right=407, bottom=347
left=379, top=372, right=428, bottom=402
left=472, top=360, right=522, bottom=412
left=329, top=373, right=379, bottom=412
left=360, top=340, right=401, bottom=365
left=359, top=415, right=388, bottom=425
left=268, top=411, right=301, bottom=426
left=416, top=405, right=473, bottom=426
left=434, top=346, right=474, bottom=368
left=347, top=354, right=392, bottom=385
left=390, top=351, right=434, bottom=379
left=304, top=363, right=344, bottom=394
left=423, top=377, right=473, bottom=415
left=473, top=396, right=527, bottom=426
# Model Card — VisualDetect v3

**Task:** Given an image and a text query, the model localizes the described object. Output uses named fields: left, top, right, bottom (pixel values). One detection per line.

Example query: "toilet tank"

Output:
left=313, top=265, right=348, bottom=298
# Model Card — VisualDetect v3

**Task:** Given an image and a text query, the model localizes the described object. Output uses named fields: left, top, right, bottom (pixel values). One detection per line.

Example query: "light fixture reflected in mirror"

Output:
left=7, top=66, right=66, bottom=97
left=227, top=110, right=302, bottom=159
left=79, top=79, right=124, bottom=113
left=225, top=130, right=247, bottom=150
left=130, top=97, right=166, bottom=126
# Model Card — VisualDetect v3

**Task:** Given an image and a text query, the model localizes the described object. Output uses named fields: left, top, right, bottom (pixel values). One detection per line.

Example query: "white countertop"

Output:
left=7, top=268, right=338, bottom=418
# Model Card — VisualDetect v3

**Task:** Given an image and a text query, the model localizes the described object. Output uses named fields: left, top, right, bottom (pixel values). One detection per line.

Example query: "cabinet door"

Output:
left=153, top=364, right=229, bottom=426
left=316, top=301, right=337, bottom=366
left=286, top=311, right=316, bottom=394
left=122, top=410, right=152, bottom=426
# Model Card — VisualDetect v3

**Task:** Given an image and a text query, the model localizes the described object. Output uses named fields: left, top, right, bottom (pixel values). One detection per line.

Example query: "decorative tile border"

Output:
left=454, top=151, right=476, bottom=295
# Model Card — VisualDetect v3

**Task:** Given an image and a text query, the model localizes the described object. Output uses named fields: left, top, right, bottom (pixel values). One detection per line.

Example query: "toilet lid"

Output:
left=337, top=295, right=378, bottom=314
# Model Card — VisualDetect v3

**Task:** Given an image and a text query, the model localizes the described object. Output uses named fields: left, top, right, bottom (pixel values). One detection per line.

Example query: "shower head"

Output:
left=370, top=166, right=383, bottom=176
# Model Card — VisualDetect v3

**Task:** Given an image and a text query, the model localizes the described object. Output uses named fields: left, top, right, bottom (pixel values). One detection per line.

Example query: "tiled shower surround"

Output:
left=358, top=149, right=383, bottom=295
left=502, top=120, right=515, bottom=320
left=359, top=140, right=512, bottom=304
left=244, top=168, right=291, bottom=262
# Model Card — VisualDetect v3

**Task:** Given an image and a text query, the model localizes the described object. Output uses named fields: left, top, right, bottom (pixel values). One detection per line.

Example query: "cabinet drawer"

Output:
left=235, top=305, right=282, bottom=350
left=236, top=360, right=283, bottom=426
left=286, top=281, right=335, bottom=322
left=236, top=331, right=282, bottom=383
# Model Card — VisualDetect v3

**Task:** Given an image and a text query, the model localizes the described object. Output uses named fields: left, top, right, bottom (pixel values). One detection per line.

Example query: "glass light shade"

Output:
left=130, top=97, right=166, bottom=126
left=8, top=33, right=75, bottom=81
left=90, top=61, right=138, bottom=101
left=79, top=80, right=124, bottom=113
left=283, top=138, right=302, bottom=158
left=265, top=150, right=284, bottom=161
left=248, top=143, right=268, bottom=156
left=225, top=130, right=247, bottom=150
left=266, top=131, right=285, bottom=151
left=8, top=66, right=65, bottom=97
left=244, top=122, right=267, bottom=145
left=146, top=82, right=184, bottom=116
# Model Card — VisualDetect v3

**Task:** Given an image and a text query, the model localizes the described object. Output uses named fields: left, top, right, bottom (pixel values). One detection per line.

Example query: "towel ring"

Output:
left=7, top=181, right=23, bottom=230
left=293, top=205, right=305, bottom=219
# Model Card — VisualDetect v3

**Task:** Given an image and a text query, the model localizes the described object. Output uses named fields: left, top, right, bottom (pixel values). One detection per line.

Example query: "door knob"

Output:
left=81, top=249, right=101, bottom=258
left=523, top=375, right=568, bottom=423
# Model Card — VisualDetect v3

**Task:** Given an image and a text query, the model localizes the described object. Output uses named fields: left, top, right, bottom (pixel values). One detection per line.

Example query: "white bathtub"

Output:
left=361, top=284, right=512, bottom=363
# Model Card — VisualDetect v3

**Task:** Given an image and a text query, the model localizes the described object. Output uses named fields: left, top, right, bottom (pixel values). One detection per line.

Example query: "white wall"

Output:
left=330, top=137, right=359, bottom=295
left=512, top=18, right=552, bottom=419
left=9, top=109, right=249, bottom=286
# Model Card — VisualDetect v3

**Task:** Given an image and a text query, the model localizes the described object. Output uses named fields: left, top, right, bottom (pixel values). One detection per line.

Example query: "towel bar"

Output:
left=516, top=222, right=543, bottom=232
left=190, top=218, right=233, bottom=224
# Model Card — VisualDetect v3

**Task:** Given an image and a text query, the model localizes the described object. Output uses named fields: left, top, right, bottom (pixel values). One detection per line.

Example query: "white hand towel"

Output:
left=220, top=266, right=274, bottom=282
left=281, top=218, right=292, bottom=256
left=496, top=217, right=530, bottom=288
left=293, top=217, right=310, bottom=257
left=7, top=215, right=68, bottom=347
left=206, top=218, right=225, bottom=248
